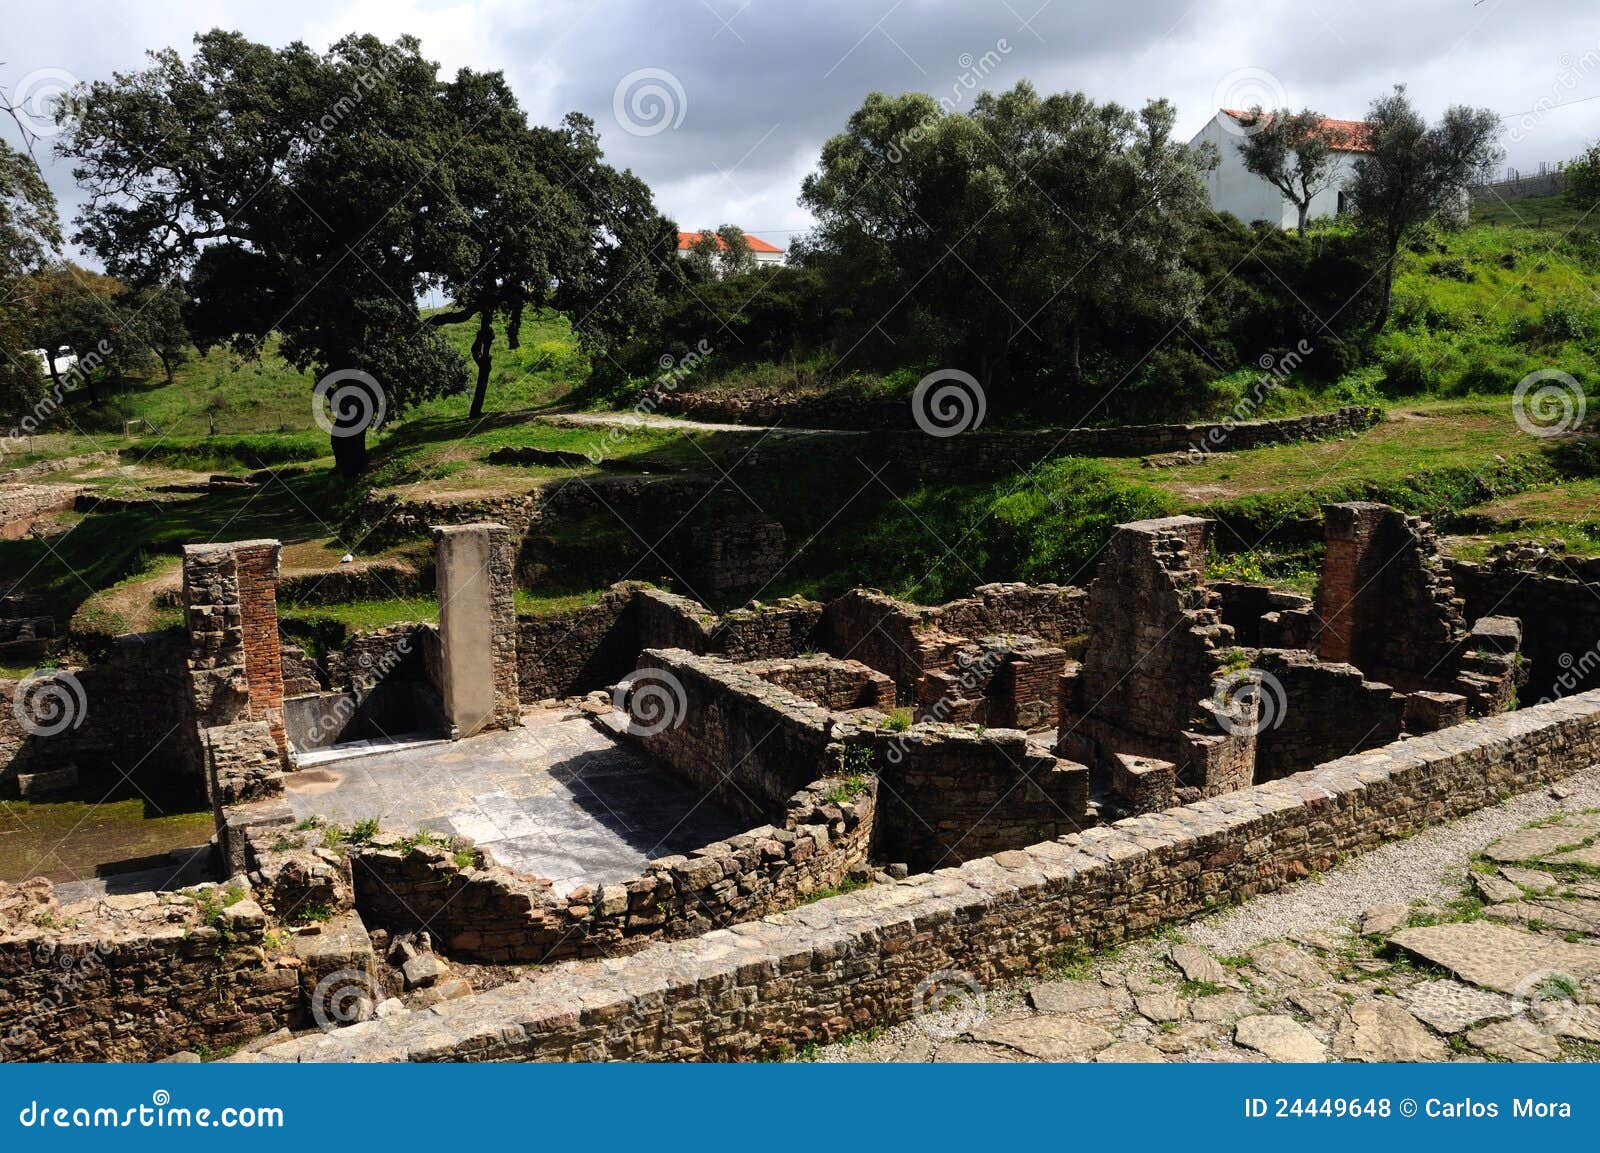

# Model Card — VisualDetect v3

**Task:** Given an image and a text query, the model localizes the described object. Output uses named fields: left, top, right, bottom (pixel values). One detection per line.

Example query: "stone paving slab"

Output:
left=1388, top=921, right=1600, bottom=993
left=282, top=709, right=748, bottom=893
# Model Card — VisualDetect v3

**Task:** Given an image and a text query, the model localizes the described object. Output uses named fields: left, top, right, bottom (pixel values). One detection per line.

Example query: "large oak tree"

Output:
left=59, top=30, right=673, bottom=472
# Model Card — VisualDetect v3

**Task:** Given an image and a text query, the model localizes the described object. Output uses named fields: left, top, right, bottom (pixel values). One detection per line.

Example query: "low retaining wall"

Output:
left=252, top=689, right=1600, bottom=1062
left=656, top=391, right=1381, bottom=458
left=347, top=774, right=875, bottom=965
left=0, top=880, right=301, bottom=1062
left=877, top=407, right=1382, bottom=480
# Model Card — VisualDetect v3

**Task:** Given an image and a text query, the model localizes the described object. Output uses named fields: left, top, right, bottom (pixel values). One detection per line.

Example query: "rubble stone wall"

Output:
left=1060, top=516, right=1251, bottom=797
left=0, top=631, right=202, bottom=800
left=1249, top=649, right=1406, bottom=782
left=654, top=390, right=1379, bottom=454
left=344, top=774, right=875, bottom=965
left=868, top=725, right=1090, bottom=870
left=628, top=649, right=852, bottom=821
left=257, top=689, right=1600, bottom=1063
left=1452, top=559, right=1600, bottom=702
left=746, top=655, right=896, bottom=712
left=0, top=881, right=301, bottom=1063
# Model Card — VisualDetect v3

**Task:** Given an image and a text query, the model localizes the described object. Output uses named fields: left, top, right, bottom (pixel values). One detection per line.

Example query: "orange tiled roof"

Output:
left=676, top=230, right=784, bottom=254
left=1222, top=109, right=1372, bottom=152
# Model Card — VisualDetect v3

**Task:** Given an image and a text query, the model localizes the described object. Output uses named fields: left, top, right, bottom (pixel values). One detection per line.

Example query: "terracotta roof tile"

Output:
left=1221, top=109, right=1372, bottom=152
left=676, top=230, right=784, bottom=254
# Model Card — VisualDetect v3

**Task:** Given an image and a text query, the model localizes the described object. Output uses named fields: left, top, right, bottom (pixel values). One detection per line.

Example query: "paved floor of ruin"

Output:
left=283, top=707, right=749, bottom=894
left=810, top=765, right=1600, bottom=1064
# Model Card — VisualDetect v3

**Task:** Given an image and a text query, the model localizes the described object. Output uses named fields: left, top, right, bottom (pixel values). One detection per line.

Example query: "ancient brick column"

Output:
left=1314, top=502, right=1387, bottom=665
left=182, top=539, right=289, bottom=763
left=433, top=523, right=520, bottom=736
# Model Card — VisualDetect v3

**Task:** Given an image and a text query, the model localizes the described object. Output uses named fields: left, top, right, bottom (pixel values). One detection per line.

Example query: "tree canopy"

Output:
left=59, top=29, right=675, bottom=471
left=1349, top=85, right=1501, bottom=326
left=798, top=82, right=1212, bottom=407
left=1235, top=107, right=1339, bottom=234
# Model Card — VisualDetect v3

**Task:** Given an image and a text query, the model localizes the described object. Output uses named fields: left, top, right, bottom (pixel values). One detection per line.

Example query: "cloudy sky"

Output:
left=4, top=0, right=1596, bottom=259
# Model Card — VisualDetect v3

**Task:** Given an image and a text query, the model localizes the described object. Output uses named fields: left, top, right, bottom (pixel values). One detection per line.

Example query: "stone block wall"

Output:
left=688, top=520, right=787, bottom=596
left=1315, top=502, right=1467, bottom=677
left=654, top=390, right=1379, bottom=454
left=341, top=773, right=875, bottom=965
left=634, top=587, right=717, bottom=652
left=708, top=597, right=823, bottom=660
left=516, top=585, right=645, bottom=701
left=182, top=540, right=289, bottom=756
left=1212, top=581, right=1314, bottom=647
left=0, top=631, right=202, bottom=801
left=1452, top=559, right=1600, bottom=702
left=626, top=649, right=853, bottom=822
left=870, top=724, right=1090, bottom=870
left=1059, top=516, right=1252, bottom=798
left=918, top=635, right=1068, bottom=730
left=924, top=582, right=1089, bottom=646
left=746, top=655, right=896, bottom=713
left=818, top=589, right=966, bottom=698
left=0, top=880, right=301, bottom=1062
left=1248, top=649, right=1406, bottom=782
left=257, top=688, right=1600, bottom=1064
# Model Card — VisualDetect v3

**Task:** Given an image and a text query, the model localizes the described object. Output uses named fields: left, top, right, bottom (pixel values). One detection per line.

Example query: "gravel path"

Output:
left=1189, top=764, right=1600, bottom=955
left=808, top=767, right=1600, bottom=1063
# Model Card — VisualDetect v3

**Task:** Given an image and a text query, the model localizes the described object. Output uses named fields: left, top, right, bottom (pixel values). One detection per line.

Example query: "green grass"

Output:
left=1471, top=191, right=1600, bottom=234
left=7, top=210, right=1600, bottom=626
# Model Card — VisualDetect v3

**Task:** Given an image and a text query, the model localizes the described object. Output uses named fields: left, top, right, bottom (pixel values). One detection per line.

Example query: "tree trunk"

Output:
left=44, top=352, right=62, bottom=391
left=1375, top=246, right=1398, bottom=329
left=468, top=310, right=494, bottom=419
left=506, top=302, right=524, bottom=351
left=331, top=427, right=367, bottom=477
left=1069, top=323, right=1083, bottom=386
left=1296, top=201, right=1310, bottom=235
left=160, top=353, right=175, bottom=384
left=72, top=348, right=98, bottom=404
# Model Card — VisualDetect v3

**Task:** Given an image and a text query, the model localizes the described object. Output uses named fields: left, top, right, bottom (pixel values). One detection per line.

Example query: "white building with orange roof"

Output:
left=675, top=230, right=786, bottom=271
left=1190, top=109, right=1371, bottom=228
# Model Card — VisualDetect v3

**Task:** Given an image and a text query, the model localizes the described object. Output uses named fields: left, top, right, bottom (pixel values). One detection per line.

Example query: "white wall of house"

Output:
left=1191, top=112, right=1360, bottom=228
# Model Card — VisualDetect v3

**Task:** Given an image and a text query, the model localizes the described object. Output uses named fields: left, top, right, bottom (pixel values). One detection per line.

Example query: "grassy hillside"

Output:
left=4, top=210, right=1597, bottom=638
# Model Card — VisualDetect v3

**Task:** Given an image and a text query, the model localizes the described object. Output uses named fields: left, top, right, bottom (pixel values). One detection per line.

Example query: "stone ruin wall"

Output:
left=341, top=771, right=873, bottom=965
left=1451, top=557, right=1600, bottom=703
left=0, top=879, right=301, bottom=1062
left=247, top=687, right=1600, bottom=1063
left=1059, top=516, right=1254, bottom=802
left=1, top=495, right=1585, bottom=1063
left=652, top=389, right=1379, bottom=451
left=745, top=654, right=897, bottom=713
left=0, top=631, right=201, bottom=801
left=626, top=648, right=1094, bottom=873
